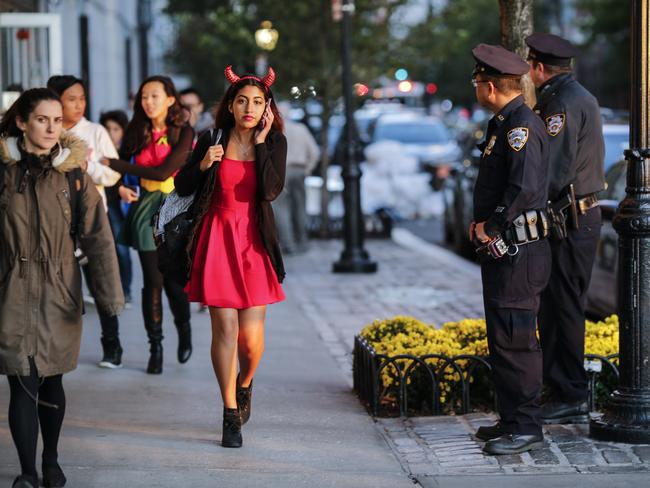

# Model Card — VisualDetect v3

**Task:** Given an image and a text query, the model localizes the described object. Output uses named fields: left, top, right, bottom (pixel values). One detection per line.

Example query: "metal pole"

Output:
left=137, top=0, right=151, bottom=80
left=590, top=0, right=650, bottom=443
left=333, top=0, right=377, bottom=273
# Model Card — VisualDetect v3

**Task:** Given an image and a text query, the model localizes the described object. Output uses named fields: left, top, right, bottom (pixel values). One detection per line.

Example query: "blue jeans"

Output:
left=107, top=204, right=133, bottom=301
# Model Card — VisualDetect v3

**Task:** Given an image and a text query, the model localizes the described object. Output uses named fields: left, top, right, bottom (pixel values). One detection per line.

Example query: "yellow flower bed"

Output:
left=360, top=314, right=619, bottom=413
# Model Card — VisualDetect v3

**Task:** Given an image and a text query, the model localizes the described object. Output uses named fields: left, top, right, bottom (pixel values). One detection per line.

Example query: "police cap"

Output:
left=526, top=33, right=578, bottom=67
left=472, top=43, right=530, bottom=77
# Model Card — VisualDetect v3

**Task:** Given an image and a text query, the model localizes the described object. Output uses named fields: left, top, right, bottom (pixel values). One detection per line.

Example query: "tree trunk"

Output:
left=499, top=0, right=536, bottom=107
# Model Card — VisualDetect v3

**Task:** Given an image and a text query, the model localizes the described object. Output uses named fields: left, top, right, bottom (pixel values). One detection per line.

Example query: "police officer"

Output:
left=469, top=44, right=552, bottom=455
left=526, top=33, right=605, bottom=424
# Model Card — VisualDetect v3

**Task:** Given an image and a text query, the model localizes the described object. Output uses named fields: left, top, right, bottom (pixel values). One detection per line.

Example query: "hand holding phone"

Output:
left=257, top=100, right=271, bottom=131
left=255, top=100, right=274, bottom=143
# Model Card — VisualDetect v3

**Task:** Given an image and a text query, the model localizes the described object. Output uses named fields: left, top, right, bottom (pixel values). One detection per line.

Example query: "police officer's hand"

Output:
left=474, top=221, right=490, bottom=244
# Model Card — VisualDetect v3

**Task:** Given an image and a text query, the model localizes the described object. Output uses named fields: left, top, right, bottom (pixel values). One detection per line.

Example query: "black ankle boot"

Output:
left=42, top=461, right=66, bottom=487
left=175, top=321, right=192, bottom=364
left=222, top=407, right=242, bottom=448
left=147, top=340, right=163, bottom=374
left=142, top=287, right=164, bottom=375
left=236, top=374, right=253, bottom=425
left=12, top=474, right=38, bottom=488
left=98, top=337, right=123, bottom=369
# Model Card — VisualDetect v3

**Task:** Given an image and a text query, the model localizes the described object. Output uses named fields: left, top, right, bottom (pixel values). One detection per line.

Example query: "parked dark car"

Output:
left=586, top=159, right=626, bottom=318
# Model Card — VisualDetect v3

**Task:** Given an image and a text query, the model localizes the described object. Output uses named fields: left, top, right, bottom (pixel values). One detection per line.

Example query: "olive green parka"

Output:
left=0, top=133, right=124, bottom=376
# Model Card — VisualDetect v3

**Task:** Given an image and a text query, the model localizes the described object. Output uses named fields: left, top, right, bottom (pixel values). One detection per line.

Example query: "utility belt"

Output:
left=546, top=183, right=599, bottom=240
left=476, top=209, right=549, bottom=260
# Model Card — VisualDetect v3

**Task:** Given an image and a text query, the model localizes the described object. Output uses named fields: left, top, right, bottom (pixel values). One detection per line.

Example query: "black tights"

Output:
left=138, top=250, right=190, bottom=324
left=7, top=358, right=66, bottom=478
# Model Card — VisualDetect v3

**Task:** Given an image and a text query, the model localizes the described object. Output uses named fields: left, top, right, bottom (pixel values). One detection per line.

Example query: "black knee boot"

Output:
left=142, top=287, right=164, bottom=374
left=164, top=278, right=192, bottom=364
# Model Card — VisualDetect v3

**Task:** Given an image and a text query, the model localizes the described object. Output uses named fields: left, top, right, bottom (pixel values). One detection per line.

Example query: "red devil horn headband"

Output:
left=224, top=65, right=276, bottom=88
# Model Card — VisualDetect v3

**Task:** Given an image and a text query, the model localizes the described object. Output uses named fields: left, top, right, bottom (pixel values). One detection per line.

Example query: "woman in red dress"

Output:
left=175, top=66, right=286, bottom=448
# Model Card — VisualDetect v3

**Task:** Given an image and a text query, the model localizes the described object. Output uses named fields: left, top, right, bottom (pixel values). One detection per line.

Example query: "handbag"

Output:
left=154, top=128, right=222, bottom=282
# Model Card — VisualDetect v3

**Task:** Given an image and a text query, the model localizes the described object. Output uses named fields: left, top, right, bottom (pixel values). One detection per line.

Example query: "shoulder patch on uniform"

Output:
left=507, top=127, right=529, bottom=152
left=545, top=113, right=565, bottom=136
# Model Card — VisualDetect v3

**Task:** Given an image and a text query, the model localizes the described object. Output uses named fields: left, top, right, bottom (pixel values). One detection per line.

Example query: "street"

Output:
left=2, top=231, right=650, bottom=487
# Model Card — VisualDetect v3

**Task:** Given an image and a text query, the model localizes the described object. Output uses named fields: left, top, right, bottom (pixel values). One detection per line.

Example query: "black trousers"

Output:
left=485, top=307, right=542, bottom=436
left=539, top=206, right=602, bottom=402
left=481, top=240, right=551, bottom=436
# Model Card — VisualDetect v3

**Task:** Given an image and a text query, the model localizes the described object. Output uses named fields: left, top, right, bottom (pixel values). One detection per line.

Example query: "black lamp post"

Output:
left=333, top=0, right=377, bottom=274
left=590, top=0, right=650, bottom=443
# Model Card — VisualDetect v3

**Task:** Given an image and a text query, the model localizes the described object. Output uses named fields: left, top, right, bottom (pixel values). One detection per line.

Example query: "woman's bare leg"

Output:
left=209, top=307, right=239, bottom=409
left=237, top=306, right=266, bottom=387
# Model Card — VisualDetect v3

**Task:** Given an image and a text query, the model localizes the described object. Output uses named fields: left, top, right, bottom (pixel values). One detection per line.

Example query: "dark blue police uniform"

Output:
left=470, top=44, right=552, bottom=453
left=526, top=33, right=605, bottom=423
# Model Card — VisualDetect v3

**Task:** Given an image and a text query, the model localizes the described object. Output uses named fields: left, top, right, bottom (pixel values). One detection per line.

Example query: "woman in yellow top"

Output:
left=104, top=76, right=193, bottom=374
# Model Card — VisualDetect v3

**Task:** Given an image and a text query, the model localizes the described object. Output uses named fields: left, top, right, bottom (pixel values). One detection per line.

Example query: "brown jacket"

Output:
left=175, top=129, right=287, bottom=283
left=0, top=133, right=124, bottom=376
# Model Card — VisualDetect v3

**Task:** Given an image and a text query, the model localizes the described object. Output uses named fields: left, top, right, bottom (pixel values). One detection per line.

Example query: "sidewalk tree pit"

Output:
left=353, top=315, right=619, bottom=417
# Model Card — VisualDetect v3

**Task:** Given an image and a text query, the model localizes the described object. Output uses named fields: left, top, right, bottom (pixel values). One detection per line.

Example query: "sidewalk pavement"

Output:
left=1, top=228, right=649, bottom=487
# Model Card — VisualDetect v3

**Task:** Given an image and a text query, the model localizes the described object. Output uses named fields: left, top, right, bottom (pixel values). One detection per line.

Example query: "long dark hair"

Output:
left=214, top=78, right=284, bottom=133
left=0, top=88, right=61, bottom=138
left=122, top=75, right=187, bottom=156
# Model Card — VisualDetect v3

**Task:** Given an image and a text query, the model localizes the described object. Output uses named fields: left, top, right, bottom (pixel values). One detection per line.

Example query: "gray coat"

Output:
left=0, top=133, right=124, bottom=376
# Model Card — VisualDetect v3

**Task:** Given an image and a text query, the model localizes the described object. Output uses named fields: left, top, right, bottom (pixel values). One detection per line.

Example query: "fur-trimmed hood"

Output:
left=0, top=132, right=87, bottom=173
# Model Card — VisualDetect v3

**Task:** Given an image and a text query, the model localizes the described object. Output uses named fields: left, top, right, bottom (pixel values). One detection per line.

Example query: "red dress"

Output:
left=185, top=158, right=285, bottom=308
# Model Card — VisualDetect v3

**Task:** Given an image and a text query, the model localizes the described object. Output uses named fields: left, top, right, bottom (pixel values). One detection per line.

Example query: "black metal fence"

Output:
left=353, top=335, right=620, bottom=417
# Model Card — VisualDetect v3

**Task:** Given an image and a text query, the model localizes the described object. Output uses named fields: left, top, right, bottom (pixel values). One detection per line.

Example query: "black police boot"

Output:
left=482, top=434, right=544, bottom=455
left=12, top=475, right=38, bottom=488
left=175, top=321, right=192, bottom=364
left=236, top=374, right=253, bottom=425
left=98, top=337, right=123, bottom=369
left=541, top=399, right=589, bottom=424
left=42, top=461, right=66, bottom=488
left=142, top=287, right=164, bottom=375
left=475, top=422, right=504, bottom=441
left=222, top=407, right=243, bottom=448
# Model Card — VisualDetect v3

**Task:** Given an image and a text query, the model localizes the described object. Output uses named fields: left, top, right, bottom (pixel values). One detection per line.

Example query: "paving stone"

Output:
left=439, top=465, right=503, bottom=474
left=393, top=438, right=419, bottom=447
left=601, top=449, right=632, bottom=464
left=495, top=454, right=524, bottom=465
left=632, top=445, right=650, bottom=462
left=563, top=453, right=600, bottom=465
left=557, top=442, right=594, bottom=454
left=550, top=434, right=582, bottom=443
left=581, top=464, right=650, bottom=473
left=511, top=466, right=578, bottom=474
left=528, top=448, right=561, bottom=465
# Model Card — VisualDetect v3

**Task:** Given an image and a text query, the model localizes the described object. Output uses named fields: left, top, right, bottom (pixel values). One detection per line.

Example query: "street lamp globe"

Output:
left=255, top=21, right=279, bottom=51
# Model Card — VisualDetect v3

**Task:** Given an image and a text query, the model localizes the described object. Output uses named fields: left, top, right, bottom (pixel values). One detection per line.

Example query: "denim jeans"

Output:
left=107, top=203, right=133, bottom=301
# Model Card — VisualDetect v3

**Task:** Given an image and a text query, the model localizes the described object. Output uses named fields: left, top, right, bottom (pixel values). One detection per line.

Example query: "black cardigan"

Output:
left=175, top=128, right=287, bottom=283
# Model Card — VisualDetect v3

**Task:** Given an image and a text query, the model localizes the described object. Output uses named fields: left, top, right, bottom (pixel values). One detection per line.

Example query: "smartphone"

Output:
left=257, top=100, right=271, bottom=130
